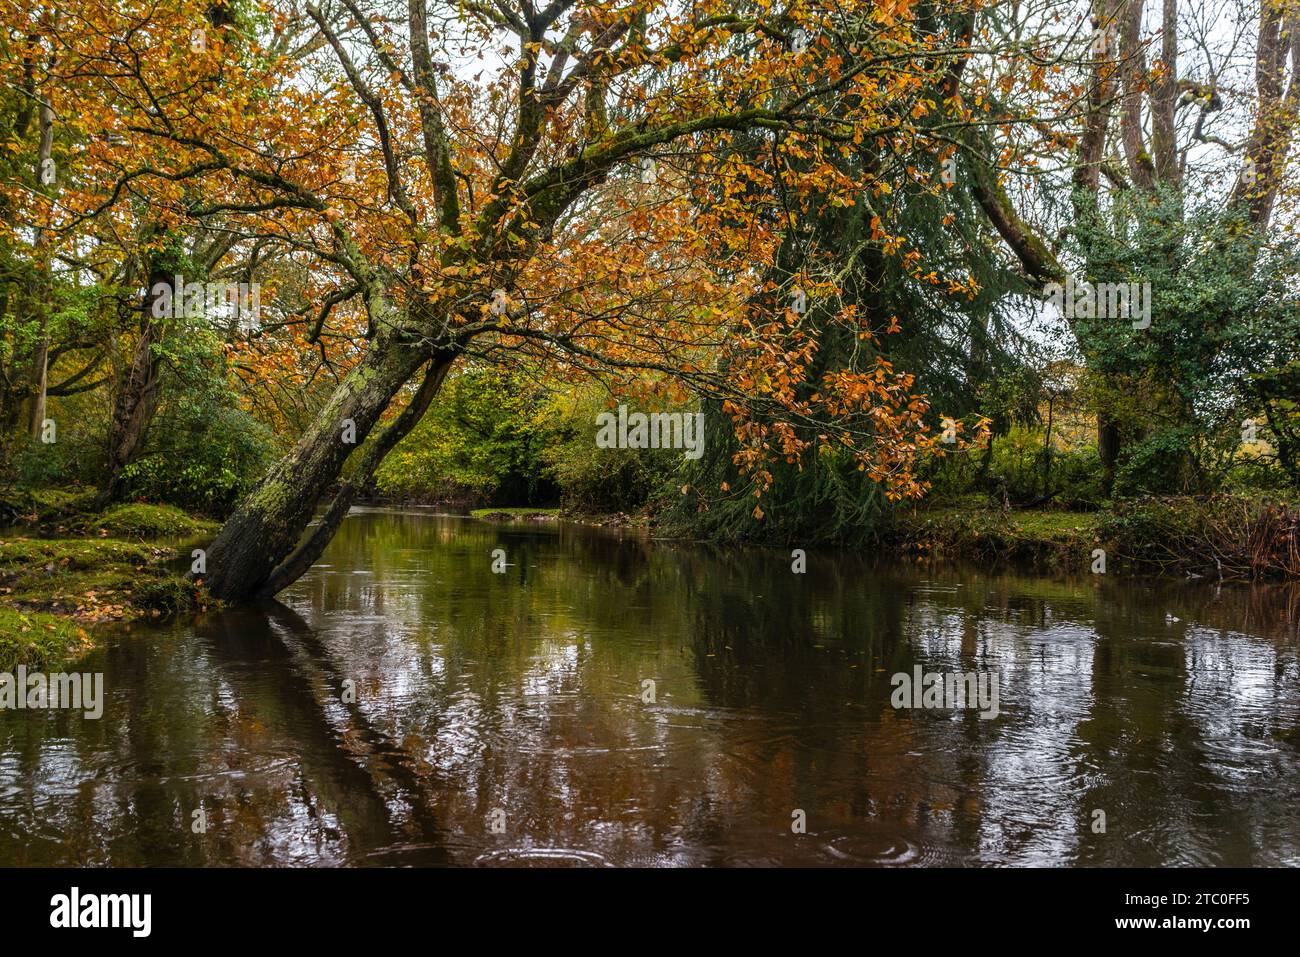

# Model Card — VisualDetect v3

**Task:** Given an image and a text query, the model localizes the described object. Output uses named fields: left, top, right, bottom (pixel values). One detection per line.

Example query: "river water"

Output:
left=2, top=508, right=1298, bottom=866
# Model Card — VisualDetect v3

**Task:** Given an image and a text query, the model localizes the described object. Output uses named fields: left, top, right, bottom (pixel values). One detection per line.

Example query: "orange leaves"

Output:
left=719, top=284, right=937, bottom=502
left=873, top=0, right=917, bottom=27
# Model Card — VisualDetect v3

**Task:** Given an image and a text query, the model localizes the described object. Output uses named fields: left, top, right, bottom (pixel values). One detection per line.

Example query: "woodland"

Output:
left=2, top=0, right=1298, bottom=647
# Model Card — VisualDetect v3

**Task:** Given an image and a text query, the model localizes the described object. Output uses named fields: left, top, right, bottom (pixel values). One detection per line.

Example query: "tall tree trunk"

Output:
left=1098, top=413, right=1121, bottom=496
left=200, top=340, right=450, bottom=601
left=27, top=88, right=54, bottom=441
left=100, top=264, right=175, bottom=502
left=25, top=344, right=46, bottom=439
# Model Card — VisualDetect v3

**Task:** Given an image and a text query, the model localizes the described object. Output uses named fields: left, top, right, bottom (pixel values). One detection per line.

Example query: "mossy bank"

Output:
left=0, top=488, right=216, bottom=671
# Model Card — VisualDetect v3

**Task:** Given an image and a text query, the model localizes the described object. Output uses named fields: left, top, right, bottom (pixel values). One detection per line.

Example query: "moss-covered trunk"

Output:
left=201, top=340, right=437, bottom=600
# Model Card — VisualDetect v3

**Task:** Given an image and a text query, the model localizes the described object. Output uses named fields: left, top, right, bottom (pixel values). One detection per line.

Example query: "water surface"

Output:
left=2, top=508, right=1298, bottom=866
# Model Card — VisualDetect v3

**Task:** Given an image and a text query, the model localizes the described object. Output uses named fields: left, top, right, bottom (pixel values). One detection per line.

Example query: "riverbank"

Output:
left=466, top=492, right=1299, bottom=581
left=885, top=493, right=1300, bottom=581
left=885, top=502, right=1100, bottom=567
left=0, top=488, right=215, bottom=671
left=465, top=492, right=1299, bottom=580
left=471, top=506, right=650, bottom=528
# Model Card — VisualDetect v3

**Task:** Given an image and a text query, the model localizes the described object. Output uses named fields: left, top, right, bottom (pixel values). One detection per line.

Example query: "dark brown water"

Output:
left=2, top=508, right=1299, bottom=866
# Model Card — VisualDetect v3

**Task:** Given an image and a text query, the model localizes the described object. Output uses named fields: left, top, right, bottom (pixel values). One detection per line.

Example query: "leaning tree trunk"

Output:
left=201, top=339, right=448, bottom=601
left=258, top=355, right=452, bottom=596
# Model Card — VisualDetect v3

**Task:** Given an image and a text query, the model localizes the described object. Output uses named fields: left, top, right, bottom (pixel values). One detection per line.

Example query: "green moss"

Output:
left=0, top=493, right=216, bottom=661
left=249, top=477, right=295, bottom=515
left=0, top=535, right=207, bottom=623
left=0, top=537, right=158, bottom=570
left=31, top=486, right=101, bottom=518
left=0, top=484, right=100, bottom=525
left=87, top=503, right=219, bottom=540
left=0, top=608, right=93, bottom=672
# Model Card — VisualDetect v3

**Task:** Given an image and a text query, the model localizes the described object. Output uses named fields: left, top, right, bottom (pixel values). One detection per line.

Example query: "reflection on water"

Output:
left=2, top=508, right=1298, bottom=866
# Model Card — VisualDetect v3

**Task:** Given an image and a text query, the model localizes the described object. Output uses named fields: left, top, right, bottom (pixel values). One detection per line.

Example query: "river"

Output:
left=2, top=508, right=1298, bottom=866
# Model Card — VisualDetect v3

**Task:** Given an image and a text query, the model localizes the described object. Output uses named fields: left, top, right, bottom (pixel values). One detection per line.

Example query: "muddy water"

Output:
left=2, top=508, right=1298, bottom=866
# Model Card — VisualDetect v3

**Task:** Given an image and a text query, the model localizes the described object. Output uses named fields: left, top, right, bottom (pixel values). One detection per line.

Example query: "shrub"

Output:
left=539, top=389, right=680, bottom=514
left=118, top=401, right=275, bottom=516
left=1098, top=495, right=1300, bottom=580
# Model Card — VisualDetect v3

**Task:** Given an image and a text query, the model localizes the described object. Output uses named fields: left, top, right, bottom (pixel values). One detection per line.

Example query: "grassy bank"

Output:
left=0, top=608, right=93, bottom=672
left=887, top=501, right=1101, bottom=567
left=885, top=494, right=1300, bottom=581
left=471, top=493, right=1298, bottom=581
left=0, top=487, right=215, bottom=670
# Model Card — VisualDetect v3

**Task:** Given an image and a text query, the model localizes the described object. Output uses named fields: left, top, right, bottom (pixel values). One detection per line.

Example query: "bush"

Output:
left=118, top=401, right=275, bottom=516
left=378, top=372, right=671, bottom=513
left=957, top=424, right=1104, bottom=509
left=9, top=405, right=104, bottom=489
left=1098, top=494, right=1300, bottom=579
left=377, top=367, right=558, bottom=505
